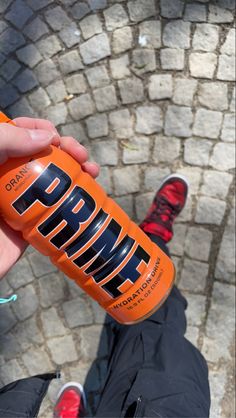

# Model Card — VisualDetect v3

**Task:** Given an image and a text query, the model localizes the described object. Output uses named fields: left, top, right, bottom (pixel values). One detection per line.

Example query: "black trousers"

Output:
left=93, top=235, right=211, bottom=418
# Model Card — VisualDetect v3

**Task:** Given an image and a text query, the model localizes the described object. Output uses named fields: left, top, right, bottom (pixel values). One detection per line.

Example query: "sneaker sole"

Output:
left=56, top=381, right=87, bottom=410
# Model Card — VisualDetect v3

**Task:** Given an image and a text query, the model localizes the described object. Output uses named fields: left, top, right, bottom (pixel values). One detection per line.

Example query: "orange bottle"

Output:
left=0, top=112, right=175, bottom=324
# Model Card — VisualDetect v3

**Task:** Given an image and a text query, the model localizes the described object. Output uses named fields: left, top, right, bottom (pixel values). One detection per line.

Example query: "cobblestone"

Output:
left=165, top=105, right=193, bottom=137
left=185, top=226, right=212, bottom=261
left=0, top=59, right=21, bottom=82
left=61, top=122, right=88, bottom=144
left=112, top=26, right=133, bottom=54
left=14, top=316, right=43, bottom=350
left=144, top=167, right=171, bottom=192
left=93, top=85, right=117, bottom=112
left=86, top=113, right=108, bottom=139
left=16, top=44, right=42, bottom=68
left=97, top=167, right=112, bottom=195
left=80, top=33, right=111, bottom=64
left=109, top=109, right=133, bottom=138
left=40, top=307, right=66, bottom=338
left=115, top=195, right=134, bottom=219
left=122, top=136, right=150, bottom=164
left=209, top=4, right=234, bottom=23
left=169, top=224, right=187, bottom=256
left=0, top=27, right=26, bottom=55
left=179, top=259, right=208, bottom=293
left=173, top=78, right=197, bottom=106
left=65, top=74, right=87, bottom=94
left=139, top=20, right=161, bottom=49
left=11, top=284, right=39, bottom=321
left=217, top=54, right=236, bottom=81
left=79, top=325, right=108, bottom=361
left=127, top=0, right=156, bottom=22
left=43, top=102, right=68, bottom=126
left=184, top=138, right=212, bottom=166
left=153, top=136, right=180, bottom=163
left=110, top=54, right=130, bottom=79
left=85, top=65, right=109, bottom=88
left=59, top=23, right=81, bottom=48
left=221, top=113, right=235, bottom=142
left=104, top=4, right=128, bottom=31
left=163, top=21, right=191, bottom=49
left=35, top=59, right=59, bottom=86
left=38, top=273, right=66, bottom=308
left=189, top=52, right=217, bottom=78
left=71, top=2, right=90, bottom=20
left=118, top=77, right=144, bottom=104
left=184, top=293, right=206, bottom=326
left=46, top=80, right=67, bottom=104
left=6, top=258, right=33, bottom=289
left=91, top=140, right=118, bottom=165
left=149, top=74, right=173, bottom=100
left=23, top=348, right=52, bottom=375
left=160, top=0, right=184, bottom=18
left=192, top=24, right=219, bottom=52
left=13, top=68, right=38, bottom=93
left=215, top=225, right=235, bottom=283
left=79, top=14, right=102, bottom=40
left=0, top=305, right=17, bottom=335
left=132, top=48, right=156, bottom=75
left=221, top=28, right=235, bottom=56
left=47, top=335, right=78, bottom=364
left=63, top=297, right=93, bottom=328
left=135, top=192, right=155, bottom=222
left=113, top=166, right=140, bottom=195
left=193, top=108, right=222, bottom=139
left=135, top=106, right=163, bottom=134
left=198, top=82, right=228, bottom=111
left=5, top=0, right=33, bottom=29
left=59, top=51, right=84, bottom=75
left=36, top=35, right=62, bottom=59
left=23, top=17, right=49, bottom=42
left=201, top=170, right=233, bottom=199
left=184, top=2, right=207, bottom=22
left=28, top=87, right=51, bottom=112
left=195, top=196, right=226, bottom=225
left=210, top=143, right=235, bottom=171
left=68, top=94, right=94, bottom=120
left=160, top=48, right=184, bottom=70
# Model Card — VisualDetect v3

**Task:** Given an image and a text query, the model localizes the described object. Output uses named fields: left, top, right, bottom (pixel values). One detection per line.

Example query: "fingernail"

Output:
left=27, top=129, right=55, bottom=142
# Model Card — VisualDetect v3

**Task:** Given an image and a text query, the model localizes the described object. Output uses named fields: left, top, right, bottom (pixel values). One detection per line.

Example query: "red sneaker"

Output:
left=54, top=382, right=86, bottom=418
left=140, top=174, right=189, bottom=243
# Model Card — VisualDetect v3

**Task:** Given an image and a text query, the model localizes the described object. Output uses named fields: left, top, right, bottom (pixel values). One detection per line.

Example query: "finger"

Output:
left=0, top=123, right=56, bottom=164
left=13, top=117, right=60, bottom=146
left=82, top=161, right=100, bottom=178
left=59, top=136, right=88, bottom=165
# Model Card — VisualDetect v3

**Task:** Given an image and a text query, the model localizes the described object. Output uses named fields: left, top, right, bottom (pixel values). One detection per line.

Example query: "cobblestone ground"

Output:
left=0, top=0, right=235, bottom=417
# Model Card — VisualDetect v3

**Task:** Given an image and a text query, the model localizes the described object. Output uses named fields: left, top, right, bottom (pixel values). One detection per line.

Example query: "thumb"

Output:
left=0, top=123, right=55, bottom=164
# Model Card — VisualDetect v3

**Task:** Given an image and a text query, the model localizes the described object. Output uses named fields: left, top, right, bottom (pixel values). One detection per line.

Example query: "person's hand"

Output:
left=0, top=117, right=100, bottom=279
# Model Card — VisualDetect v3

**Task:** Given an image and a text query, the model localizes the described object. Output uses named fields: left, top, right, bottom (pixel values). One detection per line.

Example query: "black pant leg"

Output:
left=93, top=236, right=210, bottom=418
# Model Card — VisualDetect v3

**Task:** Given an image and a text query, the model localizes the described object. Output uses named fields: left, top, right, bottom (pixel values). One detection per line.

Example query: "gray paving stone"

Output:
left=118, top=77, right=144, bottom=104
left=110, top=54, right=130, bottom=79
left=193, top=108, right=222, bottom=139
left=184, top=138, right=212, bottom=166
left=61, top=122, right=88, bottom=145
left=215, top=225, right=235, bottom=283
left=135, top=192, right=154, bottom=222
left=138, top=20, right=161, bottom=49
left=12, top=284, right=39, bottom=321
left=59, top=51, right=84, bottom=75
left=38, top=273, right=66, bottom=308
left=65, top=74, right=87, bottom=94
left=28, top=251, right=57, bottom=277
left=0, top=278, right=12, bottom=297
left=144, top=167, right=171, bottom=192
left=0, top=58, right=21, bottom=81
left=91, top=300, right=106, bottom=324
left=6, top=257, right=34, bottom=289
left=202, top=282, right=235, bottom=362
left=0, top=0, right=13, bottom=13
left=149, top=74, right=173, bottom=100
left=160, top=0, right=184, bottom=18
left=201, top=170, right=233, bottom=199
left=177, top=196, right=193, bottom=223
left=209, top=4, right=234, bottom=23
left=29, top=87, right=51, bottom=112
left=5, top=0, right=33, bottom=30
left=97, top=166, right=112, bottom=195
left=44, top=6, right=71, bottom=31
left=128, top=0, right=156, bottom=22
left=135, top=106, right=163, bottom=134
left=23, top=17, right=49, bottom=42
left=153, top=136, right=181, bottom=163
left=179, top=259, right=208, bottom=293
left=0, top=21, right=8, bottom=35
left=109, top=109, right=133, bottom=139
left=63, top=297, right=93, bottom=328
left=185, top=326, right=199, bottom=347
left=196, top=196, right=226, bottom=225
left=165, top=105, right=193, bottom=137
left=189, top=52, right=217, bottom=79
left=0, top=27, right=26, bottom=55
left=104, top=4, right=129, bottom=31
left=27, top=0, right=53, bottom=10
left=93, top=85, right=117, bottom=112
left=23, top=348, right=53, bottom=375
left=132, top=48, right=156, bottom=75
left=221, top=113, right=235, bottom=142
left=163, top=21, right=191, bottom=49
left=160, top=48, right=185, bottom=70
left=47, top=335, right=78, bottom=364
left=184, top=2, right=207, bottom=22
left=217, top=54, right=235, bottom=81
left=36, top=35, right=62, bottom=59
left=0, top=54, right=5, bottom=66
left=46, top=80, right=67, bottom=104
left=80, top=33, right=111, bottom=65
left=14, top=316, right=43, bottom=350
left=13, top=68, right=39, bottom=93
left=85, top=65, right=109, bottom=88
left=173, top=78, right=197, bottom=106
left=113, top=166, right=140, bottom=195
left=71, top=2, right=90, bottom=20
left=192, top=24, right=219, bottom=52
left=0, top=332, right=23, bottom=360
left=112, top=26, right=133, bottom=54
left=0, top=305, right=17, bottom=335
left=8, top=96, right=35, bottom=118
left=198, top=81, right=228, bottom=111
left=122, top=136, right=150, bottom=164
left=169, top=224, right=187, bottom=256
left=221, top=28, right=235, bottom=56
left=91, top=140, right=118, bottom=165
left=16, top=44, right=42, bottom=68
left=115, top=195, right=134, bottom=219
left=210, top=143, right=235, bottom=171
left=35, top=59, right=60, bottom=86
left=184, top=293, right=206, bottom=326
left=88, top=0, right=107, bottom=10
left=185, top=226, right=212, bottom=261
left=43, top=102, right=68, bottom=126
left=79, top=14, right=102, bottom=40
left=59, top=23, right=81, bottom=48
left=79, top=325, right=108, bottom=361
left=229, top=86, right=234, bottom=111
left=68, top=361, right=100, bottom=392
left=68, top=94, right=94, bottom=120
left=86, top=113, right=108, bottom=139
left=208, top=369, right=227, bottom=418
left=177, top=167, right=202, bottom=196
left=0, top=359, right=25, bottom=386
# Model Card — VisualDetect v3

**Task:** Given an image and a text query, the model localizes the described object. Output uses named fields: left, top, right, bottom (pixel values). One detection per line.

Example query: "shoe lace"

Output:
left=148, top=196, right=178, bottom=223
